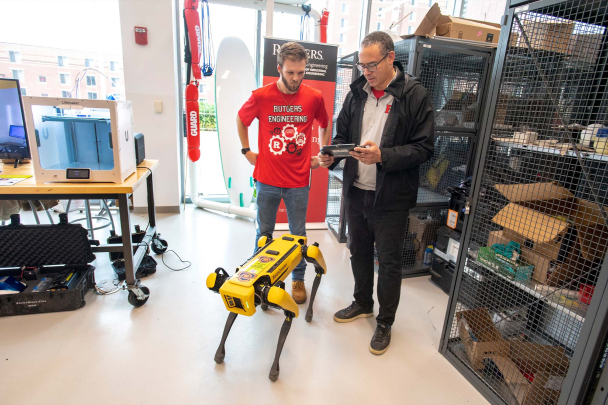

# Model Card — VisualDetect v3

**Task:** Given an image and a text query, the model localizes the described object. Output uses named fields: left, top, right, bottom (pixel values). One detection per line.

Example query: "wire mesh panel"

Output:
left=418, top=47, right=489, bottom=132
left=332, top=53, right=357, bottom=139
left=326, top=53, right=357, bottom=242
left=402, top=209, right=446, bottom=277
left=444, top=1, right=608, bottom=404
left=394, top=38, right=414, bottom=74
left=418, top=135, right=472, bottom=206
left=326, top=160, right=346, bottom=241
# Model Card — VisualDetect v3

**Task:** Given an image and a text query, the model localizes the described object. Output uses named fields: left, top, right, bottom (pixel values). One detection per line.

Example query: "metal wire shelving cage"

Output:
left=326, top=39, right=495, bottom=278
left=440, top=1, right=608, bottom=404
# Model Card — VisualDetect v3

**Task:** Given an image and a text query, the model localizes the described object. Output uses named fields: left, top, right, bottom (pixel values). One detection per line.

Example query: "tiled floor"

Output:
left=0, top=204, right=488, bottom=405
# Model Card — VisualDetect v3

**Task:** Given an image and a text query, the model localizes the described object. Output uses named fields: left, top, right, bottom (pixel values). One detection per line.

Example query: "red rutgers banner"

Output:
left=262, top=37, right=338, bottom=225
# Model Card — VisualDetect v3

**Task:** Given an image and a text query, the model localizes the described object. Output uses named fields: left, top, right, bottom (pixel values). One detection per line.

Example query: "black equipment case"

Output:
left=0, top=214, right=96, bottom=316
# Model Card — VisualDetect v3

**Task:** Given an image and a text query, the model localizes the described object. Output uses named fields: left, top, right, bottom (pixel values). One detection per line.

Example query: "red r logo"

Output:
left=385, top=105, right=392, bottom=114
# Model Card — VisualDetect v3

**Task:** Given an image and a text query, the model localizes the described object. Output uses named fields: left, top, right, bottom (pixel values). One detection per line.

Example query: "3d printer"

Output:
left=22, top=97, right=136, bottom=183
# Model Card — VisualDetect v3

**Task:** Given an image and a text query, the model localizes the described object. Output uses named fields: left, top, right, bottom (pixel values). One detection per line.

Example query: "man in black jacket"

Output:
left=318, top=31, right=434, bottom=355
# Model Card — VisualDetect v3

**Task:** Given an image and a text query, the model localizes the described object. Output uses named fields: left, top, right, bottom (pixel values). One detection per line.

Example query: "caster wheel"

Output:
left=128, top=286, right=150, bottom=307
left=261, top=303, right=269, bottom=311
left=151, top=238, right=168, bottom=254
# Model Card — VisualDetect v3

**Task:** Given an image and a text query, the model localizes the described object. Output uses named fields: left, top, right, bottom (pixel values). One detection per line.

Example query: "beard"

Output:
left=281, top=75, right=302, bottom=93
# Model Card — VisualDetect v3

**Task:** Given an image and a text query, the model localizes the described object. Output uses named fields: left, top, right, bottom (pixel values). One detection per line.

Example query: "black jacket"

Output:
left=330, top=61, right=434, bottom=211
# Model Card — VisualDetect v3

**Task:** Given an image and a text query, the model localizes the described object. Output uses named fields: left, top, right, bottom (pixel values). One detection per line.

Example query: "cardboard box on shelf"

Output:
left=489, top=341, right=569, bottom=405
left=436, top=17, right=502, bottom=44
left=493, top=182, right=608, bottom=262
left=407, top=3, right=501, bottom=45
left=493, top=93, right=514, bottom=127
left=456, top=307, right=510, bottom=370
left=568, top=33, right=603, bottom=65
left=518, top=20, right=575, bottom=54
left=408, top=215, right=441, bottom=261
left=413, top=3, right=442, bottom=38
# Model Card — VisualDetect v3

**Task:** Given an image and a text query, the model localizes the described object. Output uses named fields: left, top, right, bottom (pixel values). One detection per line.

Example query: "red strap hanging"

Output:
left=320, top=9, right=329, bottom=43
left=186, top=83, right=201, bottom=162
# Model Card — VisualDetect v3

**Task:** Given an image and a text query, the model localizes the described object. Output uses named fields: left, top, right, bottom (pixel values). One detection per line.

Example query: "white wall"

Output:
left=118, top=0, right=181, bottom=211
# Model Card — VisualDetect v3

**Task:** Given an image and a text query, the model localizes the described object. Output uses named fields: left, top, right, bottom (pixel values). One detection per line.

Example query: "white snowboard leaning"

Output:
left=215, top=36, right=258, bottom=208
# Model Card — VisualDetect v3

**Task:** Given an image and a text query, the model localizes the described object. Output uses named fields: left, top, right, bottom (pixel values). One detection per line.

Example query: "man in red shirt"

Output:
left=237, top=42, right=329, bottom=304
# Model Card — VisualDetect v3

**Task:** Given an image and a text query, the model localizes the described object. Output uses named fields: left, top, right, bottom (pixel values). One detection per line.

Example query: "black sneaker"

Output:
left=370, top=323, right=391, bottom=355
left=333, top=301, right=373, bottom=323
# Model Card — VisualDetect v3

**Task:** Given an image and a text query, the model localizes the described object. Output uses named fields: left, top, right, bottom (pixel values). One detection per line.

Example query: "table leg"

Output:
left=85, top=200, right=94, bottom=240
left=28, top=201, right=40, bottom=224
left=146, top=172, right=156, bottom=228
left=118, top=193, right=136, bottom=286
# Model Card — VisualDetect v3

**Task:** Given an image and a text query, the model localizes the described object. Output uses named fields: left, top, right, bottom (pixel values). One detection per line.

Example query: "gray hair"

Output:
left=361, top=31, right=394, bottom=55
left=277, top=42, right=308, bottom=67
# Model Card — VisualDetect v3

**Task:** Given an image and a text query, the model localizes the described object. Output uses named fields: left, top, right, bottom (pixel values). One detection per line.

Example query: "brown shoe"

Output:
left=291, top=281, right=307, bottom=304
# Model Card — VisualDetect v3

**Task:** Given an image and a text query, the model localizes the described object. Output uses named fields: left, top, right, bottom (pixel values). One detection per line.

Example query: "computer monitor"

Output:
left=9, top=125, right=25, bottom=139
left=0, top=78, right=30, bottom=160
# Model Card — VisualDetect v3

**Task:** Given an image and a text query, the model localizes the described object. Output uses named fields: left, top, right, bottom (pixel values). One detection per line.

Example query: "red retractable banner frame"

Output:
left=262, top=37, right=338, bottom=225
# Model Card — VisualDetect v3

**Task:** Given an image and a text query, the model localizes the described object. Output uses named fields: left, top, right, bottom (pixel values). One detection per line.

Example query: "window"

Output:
left=88, top=92, right=97, bottom=100
left=111, top=77, right=120, bottom=87
left=9, top=51, right=21, bottom=63
left=39, top=76, right=46, bottom=83
left=41, top=93, right=48, bottom=97
left=60, top=73, right=69, bottom=85
left=338, top=48, right=344, bottom=57
left=410, top=12, right=416, bottom=21
left=377, top=23, right=383, bottom=31
left=110, top=61, right=117, bottom=71
left=0, top=74, right=5, bottom=78
left=20, top=88, right=26, bottom=96
left=408, top=26, right=413, bottom=34
left=85, top=58, right=94, bottom=67
left=341, top=3, right=348, bottom=13
left=86, top=76, right=96, bottom=86
left=58, top=56, right=68, bottom=67
left=62, top=91, right=70, bottom=98
left=11, top=70, right=24, bottom=82
left=341, top=18, right=347, bottom=28
left=411, top=0, right=415, bottom=5
left=379, top=7, right=383, bottom=12
left=429, top=0, right=433, bottom=6
left=339, top=33, right=346, bottom=43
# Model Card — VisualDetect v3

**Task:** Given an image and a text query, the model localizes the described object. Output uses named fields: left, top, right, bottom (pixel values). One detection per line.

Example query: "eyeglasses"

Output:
left=356, top=53, right=390, bottom=72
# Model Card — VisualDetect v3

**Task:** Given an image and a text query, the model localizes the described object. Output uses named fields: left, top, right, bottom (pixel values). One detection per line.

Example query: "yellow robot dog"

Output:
left=206, top=233, right=327, bottom=381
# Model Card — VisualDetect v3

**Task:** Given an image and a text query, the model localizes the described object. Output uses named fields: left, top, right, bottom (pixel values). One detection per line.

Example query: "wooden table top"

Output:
left=0, top=160, right=159, bottom=195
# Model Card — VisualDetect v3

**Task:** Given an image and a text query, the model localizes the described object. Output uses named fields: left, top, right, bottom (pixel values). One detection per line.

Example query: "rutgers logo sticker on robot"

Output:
left=268, top=124, right=306, bottom=155
left=237, top=272, right=256, bottom=282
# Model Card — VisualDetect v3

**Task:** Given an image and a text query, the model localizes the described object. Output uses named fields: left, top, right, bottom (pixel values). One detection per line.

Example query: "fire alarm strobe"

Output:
left=135, top=26, right=148, bottom=45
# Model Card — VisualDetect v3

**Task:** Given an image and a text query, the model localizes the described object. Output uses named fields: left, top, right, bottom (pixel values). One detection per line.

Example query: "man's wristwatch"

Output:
left=241, top=148, right=251, bottom=155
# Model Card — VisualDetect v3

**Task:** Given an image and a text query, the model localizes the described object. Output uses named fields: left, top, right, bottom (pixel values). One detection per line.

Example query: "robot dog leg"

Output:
left=206, top=234, right=327, bottom=381
left=303, top=242, right=327, bottom=322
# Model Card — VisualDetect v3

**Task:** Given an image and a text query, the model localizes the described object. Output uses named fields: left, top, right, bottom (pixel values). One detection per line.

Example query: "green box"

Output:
left=478, top=247, right=534, bottom=282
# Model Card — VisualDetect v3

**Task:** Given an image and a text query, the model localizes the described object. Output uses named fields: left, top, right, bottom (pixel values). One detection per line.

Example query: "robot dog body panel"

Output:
left=217, top=234, right=306, bottom=317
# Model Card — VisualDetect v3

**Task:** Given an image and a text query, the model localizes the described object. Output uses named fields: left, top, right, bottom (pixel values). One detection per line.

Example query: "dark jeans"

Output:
left=346, top=186, right=409, bottom=325
left=254, top=181, right=309, bottom=281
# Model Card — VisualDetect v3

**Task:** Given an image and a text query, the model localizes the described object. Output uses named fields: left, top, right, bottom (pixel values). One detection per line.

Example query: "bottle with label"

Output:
left=423, top=245, right=434, bottom=266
